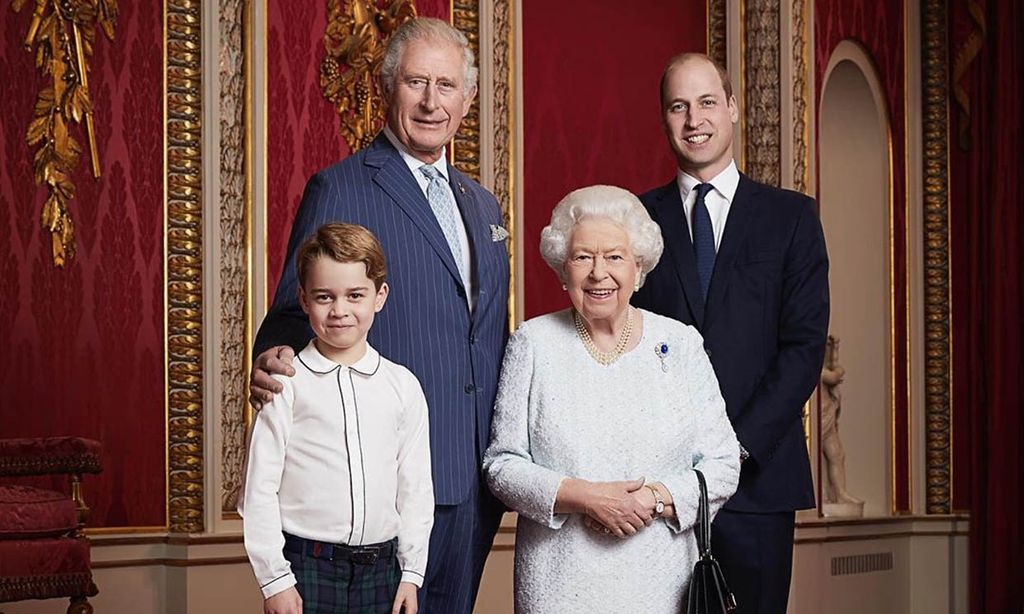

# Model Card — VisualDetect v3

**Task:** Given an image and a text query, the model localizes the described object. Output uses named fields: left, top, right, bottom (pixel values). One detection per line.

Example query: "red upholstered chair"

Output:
left=0, top=437, right=102, bottom=614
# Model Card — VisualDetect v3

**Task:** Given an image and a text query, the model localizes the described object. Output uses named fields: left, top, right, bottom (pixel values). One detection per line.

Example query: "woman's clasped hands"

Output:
left=560, top=477, right=659, bottom=538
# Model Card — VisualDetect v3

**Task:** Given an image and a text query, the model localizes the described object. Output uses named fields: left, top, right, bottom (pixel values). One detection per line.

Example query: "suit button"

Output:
left=469, top=333, right=476, bottom=344
left=464, top=384, right=476, bottom=394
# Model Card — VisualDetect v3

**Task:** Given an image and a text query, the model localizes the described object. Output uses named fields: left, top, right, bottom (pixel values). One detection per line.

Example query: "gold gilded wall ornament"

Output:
left=319, top=0, right=416, bottom=151
left=13, top=0, right=118, bottom=267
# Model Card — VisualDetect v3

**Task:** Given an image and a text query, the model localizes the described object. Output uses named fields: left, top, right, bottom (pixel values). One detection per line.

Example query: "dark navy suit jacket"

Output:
left=633, top=173, right=828, bottom=513
left=254, top=133, right=510, bottom=506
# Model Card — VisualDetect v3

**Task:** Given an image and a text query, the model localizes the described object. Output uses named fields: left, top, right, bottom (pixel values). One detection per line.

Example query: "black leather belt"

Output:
left=283, top=532, right=397, bottom=565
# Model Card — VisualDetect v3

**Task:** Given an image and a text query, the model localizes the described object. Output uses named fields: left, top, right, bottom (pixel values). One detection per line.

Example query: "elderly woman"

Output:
left=483, top=186, right=740, bottom=613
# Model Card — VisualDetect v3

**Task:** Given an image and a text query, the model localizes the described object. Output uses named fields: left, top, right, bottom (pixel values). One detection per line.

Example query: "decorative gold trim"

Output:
left=218, top=0, right=251, bottom=515
left=921, top=0, right=952, bottom=514
left=903, top=1, right=913, bottom=516
left=244, top=0, right=256, bottom=446
left=13, top=0, right=119, bottom=266
left=707, top=0, right=727, bottom=67
left=85, top=525, right=169, bottom=536
left=261, top=0, right=269, bottom=314
left=490, top=0, right=514, bottom=329
left=166, top=0, right=204, bottom=533
left=451, top=0, right=480, bottom=182
left=320, top=0, right=416, bottom=152
left=887, top=120, right=899, bottom=515
left=738, top=0, right=746, bottom=172
left=742, top=0, right=781, bottom=186
left=791, top=0, right=809, bottom=193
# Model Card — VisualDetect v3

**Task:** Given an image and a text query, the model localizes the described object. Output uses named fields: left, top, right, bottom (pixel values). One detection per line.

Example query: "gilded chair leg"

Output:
left=67, top=596, right=93, bottom=614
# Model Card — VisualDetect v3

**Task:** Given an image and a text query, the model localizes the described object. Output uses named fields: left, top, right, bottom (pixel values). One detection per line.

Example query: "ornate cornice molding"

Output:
left=218, top=0, right=248, bottom=515
left=166, top=0, right=204, bottom=533
left=743, top=0, right=781, bottom=186
left=452, top=0, right=480, bottom=182
left=921, top=0, right=951, bottom=514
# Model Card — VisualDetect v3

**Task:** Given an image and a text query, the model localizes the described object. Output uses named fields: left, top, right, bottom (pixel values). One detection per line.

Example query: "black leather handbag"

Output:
left=686, top=469, right=738, bottom=614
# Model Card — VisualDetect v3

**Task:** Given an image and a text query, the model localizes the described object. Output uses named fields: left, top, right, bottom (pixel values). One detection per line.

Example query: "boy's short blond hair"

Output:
left=296, top=223, right=388, bottom=290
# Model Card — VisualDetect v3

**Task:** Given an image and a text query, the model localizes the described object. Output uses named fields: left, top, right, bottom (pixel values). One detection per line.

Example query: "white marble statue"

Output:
left=821, top=335, right=864, bottom=516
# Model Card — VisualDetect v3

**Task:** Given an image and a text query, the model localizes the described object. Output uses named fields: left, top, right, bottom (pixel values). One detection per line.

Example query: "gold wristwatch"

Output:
left=646, top=484, right=665, bottom=516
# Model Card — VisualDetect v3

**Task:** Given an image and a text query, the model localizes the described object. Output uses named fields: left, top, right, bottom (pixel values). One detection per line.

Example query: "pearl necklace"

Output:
left=573, top=307, right=634, bottom=366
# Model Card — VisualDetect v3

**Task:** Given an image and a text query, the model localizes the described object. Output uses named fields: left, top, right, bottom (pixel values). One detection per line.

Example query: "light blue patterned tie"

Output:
left=419, top=165, right=468, bottom=284
left=692, top=183, right=716, bottom=302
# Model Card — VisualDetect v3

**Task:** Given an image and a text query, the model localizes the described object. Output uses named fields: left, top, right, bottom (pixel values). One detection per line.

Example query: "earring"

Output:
left=562, top=283, right=567, bottom=291
left=634, top=276, right=641, bottom=292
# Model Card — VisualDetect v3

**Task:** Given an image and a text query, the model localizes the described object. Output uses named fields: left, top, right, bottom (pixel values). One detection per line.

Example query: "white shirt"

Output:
left=383, top=127, right=474, bottom=306
left=239, top=341, right=434, bottom=598
left=677, top=160, right=740, bottom=251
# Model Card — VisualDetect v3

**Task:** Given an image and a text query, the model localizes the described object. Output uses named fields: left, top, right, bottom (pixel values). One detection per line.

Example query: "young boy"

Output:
left=240, top=223, right=433, bottom=614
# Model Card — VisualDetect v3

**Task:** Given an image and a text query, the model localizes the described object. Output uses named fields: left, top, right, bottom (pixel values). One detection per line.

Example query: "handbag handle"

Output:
left=694, top=468, right=712, bottom=558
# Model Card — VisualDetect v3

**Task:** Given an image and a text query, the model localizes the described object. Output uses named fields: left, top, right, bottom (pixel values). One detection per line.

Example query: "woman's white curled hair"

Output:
left=539, top=185, right=664, bottom=287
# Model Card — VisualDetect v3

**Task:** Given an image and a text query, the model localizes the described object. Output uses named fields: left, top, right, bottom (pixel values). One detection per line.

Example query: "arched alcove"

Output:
left=818, top=41, right=892, bottom=518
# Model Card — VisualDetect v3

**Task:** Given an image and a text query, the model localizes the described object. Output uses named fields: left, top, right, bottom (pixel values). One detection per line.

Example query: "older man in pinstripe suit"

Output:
left=250, top=18, right=509, bottom=614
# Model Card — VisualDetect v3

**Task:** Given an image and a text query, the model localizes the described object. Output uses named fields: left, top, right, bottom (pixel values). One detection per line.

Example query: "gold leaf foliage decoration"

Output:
left=320, top=0, right=416, bottom=151
left=13, top=0, right=119, bottom=267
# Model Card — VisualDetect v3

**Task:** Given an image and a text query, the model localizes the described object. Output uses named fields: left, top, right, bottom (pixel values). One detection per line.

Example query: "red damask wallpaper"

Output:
left=0, top=2, right=166, bottom=527
left=814, top=0, right=911, bottom=512
left=266, top=0, right=450, bottom=301
left=521, top=1, right=706, bottom=319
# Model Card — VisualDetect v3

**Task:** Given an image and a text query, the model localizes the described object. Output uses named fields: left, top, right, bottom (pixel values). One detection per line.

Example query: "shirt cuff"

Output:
left=401, top=569, right=426, bottom=587
left=260, top=572, right=297, bottom=600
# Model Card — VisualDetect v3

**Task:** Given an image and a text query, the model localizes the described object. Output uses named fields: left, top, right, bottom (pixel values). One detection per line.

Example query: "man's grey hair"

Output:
left=540, top=185, right=664, bottom=286
left=380, top=17, right=478, bottom=97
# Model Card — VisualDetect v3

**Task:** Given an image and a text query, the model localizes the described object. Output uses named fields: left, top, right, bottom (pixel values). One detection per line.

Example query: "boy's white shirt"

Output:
left=239, top=340, right=434, bottom=599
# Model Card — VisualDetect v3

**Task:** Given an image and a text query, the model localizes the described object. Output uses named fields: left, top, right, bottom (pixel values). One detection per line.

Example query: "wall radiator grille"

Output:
left=830, top=552, right=894, bottom=576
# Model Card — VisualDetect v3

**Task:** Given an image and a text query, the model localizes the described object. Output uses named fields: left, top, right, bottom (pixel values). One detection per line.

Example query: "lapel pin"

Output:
left=458, top=182, right=466, bottom=194
left=490, top=224, right=510, bottom=242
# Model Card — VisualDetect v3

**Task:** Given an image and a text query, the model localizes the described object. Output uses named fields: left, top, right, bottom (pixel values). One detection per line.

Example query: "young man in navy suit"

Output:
left=249, top=18, right=509, bottom=614
left=632, top=53, right=829, bottom=614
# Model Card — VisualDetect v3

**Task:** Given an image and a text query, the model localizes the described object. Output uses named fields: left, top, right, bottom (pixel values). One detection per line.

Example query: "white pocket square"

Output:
left=490, top=224, right=510, bottom=242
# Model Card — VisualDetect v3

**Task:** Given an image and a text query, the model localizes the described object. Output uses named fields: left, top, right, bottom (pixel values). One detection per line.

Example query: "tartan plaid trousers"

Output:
left=284, top=545, right=401, bottom=613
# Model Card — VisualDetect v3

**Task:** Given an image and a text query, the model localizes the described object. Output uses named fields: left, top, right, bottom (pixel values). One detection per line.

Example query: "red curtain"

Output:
left=951, top=1, right=1024, bottom=612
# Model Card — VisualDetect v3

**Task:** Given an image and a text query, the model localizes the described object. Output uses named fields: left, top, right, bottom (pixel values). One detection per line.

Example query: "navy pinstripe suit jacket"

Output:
left=254, top=133, right=510, bottom=506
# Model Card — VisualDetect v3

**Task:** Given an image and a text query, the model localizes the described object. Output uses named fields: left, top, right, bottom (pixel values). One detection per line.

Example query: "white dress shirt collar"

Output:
left=676, top=160, right=740, bottom=251
left=297, top=340, right=381, bottom=376
left=383, top=126, right=449, bottom=182
left=676, top=159, right=740, bottom=203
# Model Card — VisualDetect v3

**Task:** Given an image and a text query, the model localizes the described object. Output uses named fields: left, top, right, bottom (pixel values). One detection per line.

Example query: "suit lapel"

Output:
left=704, top=173, right=758, bottom=329
left=449, top=167, right=494, bottom=319
left=365, top=135, right=466, bottom=288
left=649, top=180, right=705, bottom=327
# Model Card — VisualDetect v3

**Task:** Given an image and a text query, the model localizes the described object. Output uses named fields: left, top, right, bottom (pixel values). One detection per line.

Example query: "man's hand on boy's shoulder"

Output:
left=264, top=586, right=302, bottom=614
left=392, top=581, right=418, bottom=614
left=249, top=345, right=297, bottom=409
